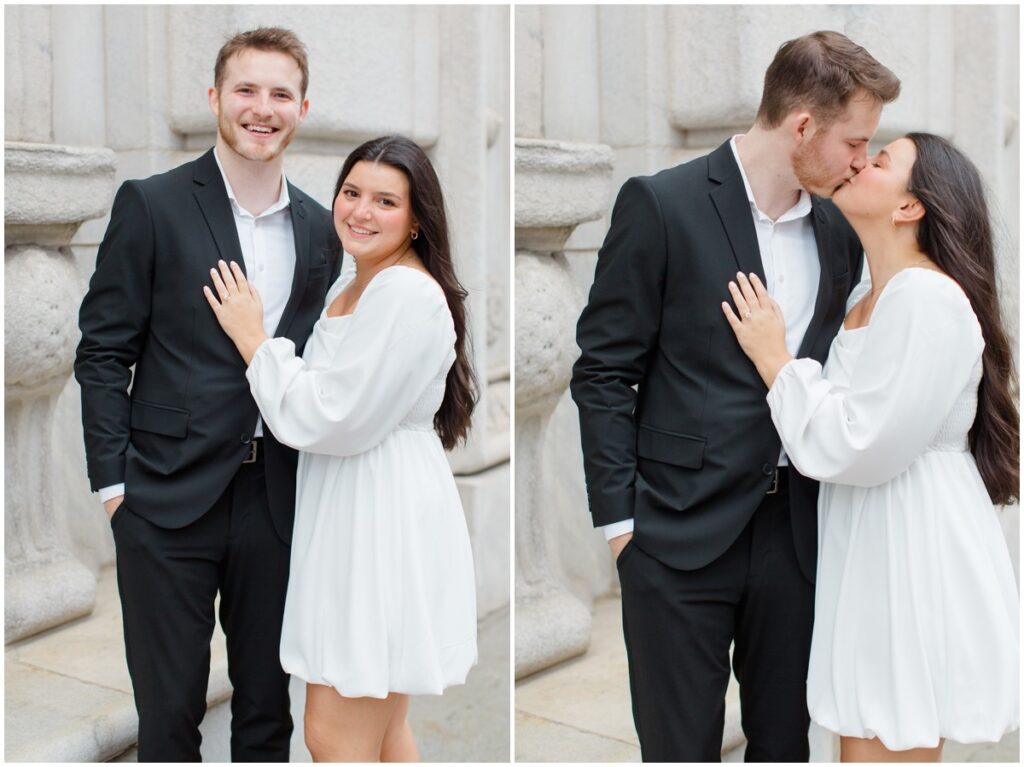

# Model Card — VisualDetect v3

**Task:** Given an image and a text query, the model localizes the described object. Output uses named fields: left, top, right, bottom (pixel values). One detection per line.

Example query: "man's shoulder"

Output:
left=287, top=181, right=331, bottom=218
left=287, top=182, right=334, bottom=239
left=811, top=196, right=859, bottom=243
left=810, top=195, right=842, bottom=220
left=622, top=152, right=713, bottom=200
left=126, top=152, right=209, bottom=196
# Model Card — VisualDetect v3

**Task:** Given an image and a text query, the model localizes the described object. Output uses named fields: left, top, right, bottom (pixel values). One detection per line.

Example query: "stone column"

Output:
left=434, top=5, right=512, bottom=618
left=5, top=143, right=116, bottom=642
left=514, top=139, right=613, bottom=677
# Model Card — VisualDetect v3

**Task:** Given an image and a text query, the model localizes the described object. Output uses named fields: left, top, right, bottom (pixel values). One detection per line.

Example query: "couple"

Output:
left=75, top=27, right=477, bottom=762
left=572, top=30, right=1019, bottom=762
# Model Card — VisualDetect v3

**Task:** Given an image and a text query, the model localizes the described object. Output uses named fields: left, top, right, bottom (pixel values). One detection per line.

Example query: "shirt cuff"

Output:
left=601, top=518, right=635, bottom=541
left=98, top=484, right=125, bottom=503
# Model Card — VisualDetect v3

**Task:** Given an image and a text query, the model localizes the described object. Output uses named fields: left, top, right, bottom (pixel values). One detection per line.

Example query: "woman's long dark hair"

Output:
left=333, top=135, right=477, bottom=450
left=906, top=133, right=1019, bottom=505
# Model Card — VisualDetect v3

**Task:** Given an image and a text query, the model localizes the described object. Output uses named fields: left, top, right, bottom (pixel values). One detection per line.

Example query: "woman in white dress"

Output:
left=204, top=135, right=478, bottom=762
left=722, top=133, right=1019, bottom=762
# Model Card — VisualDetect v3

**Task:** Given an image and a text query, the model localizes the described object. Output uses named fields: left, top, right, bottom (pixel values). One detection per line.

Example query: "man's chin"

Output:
left=221, top=132, right=289, bottom=164
left=803, top=181, right=842, bottom=199
left=237, top=143, right=281, bottom=163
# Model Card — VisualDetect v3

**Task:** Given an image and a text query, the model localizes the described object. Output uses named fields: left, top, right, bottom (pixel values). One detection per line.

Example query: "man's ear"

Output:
left=894, top=198, right=925, bottom=225
left=298, top=98, right=310, bottom=122
left=208, top=87, right=220, bottom=118
left=792, top=112, right=813, bottom=142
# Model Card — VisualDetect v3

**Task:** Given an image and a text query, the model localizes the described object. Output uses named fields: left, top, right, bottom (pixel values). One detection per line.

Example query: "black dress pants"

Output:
left=111, top=454, right=292, bottom=762
left=617, top=482, right=814, bottom=762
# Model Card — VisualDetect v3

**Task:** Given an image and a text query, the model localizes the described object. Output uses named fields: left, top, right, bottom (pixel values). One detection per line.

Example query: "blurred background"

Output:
left=514, top=4, right=1019, bottom=762
left=5, top=4, right=510, bottom=761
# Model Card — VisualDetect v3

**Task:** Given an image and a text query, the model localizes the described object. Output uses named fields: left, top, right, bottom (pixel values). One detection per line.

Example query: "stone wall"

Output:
left=515, top=4, right=1020, bottom=675
left=5, top=4, right=511, bottom=642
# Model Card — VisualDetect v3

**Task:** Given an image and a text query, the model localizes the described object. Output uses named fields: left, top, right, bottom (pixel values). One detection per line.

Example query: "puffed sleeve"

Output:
left=767, top=271, right=984, bottom=487
left=246, top=268, right=454, bottom=456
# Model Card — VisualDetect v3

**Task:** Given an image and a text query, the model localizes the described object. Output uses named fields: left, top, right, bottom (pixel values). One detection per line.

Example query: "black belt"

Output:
left=766, top=466, right=789, bottom=495
left=241, top=438, right=263, bottom=464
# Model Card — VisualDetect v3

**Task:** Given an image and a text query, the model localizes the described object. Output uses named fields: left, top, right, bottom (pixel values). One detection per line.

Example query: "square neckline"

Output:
left=840, top=266, right=949, bottom=334
left=321, top=264, right=444, bottom=321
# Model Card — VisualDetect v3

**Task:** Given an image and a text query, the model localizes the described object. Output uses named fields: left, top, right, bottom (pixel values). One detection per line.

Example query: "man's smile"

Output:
left=243, top=123, right=278, bottom=136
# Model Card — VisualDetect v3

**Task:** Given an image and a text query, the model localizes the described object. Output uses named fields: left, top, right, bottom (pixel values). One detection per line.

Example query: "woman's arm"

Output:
left=766, top=273, right=983, bottom=486
left=245, top=268, right=454, bottom=456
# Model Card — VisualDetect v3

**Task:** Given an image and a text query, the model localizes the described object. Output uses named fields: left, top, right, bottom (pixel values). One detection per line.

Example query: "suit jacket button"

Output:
left=241, top=434, right=252, bottom=444
left=761, top=463, right=774, bottom=476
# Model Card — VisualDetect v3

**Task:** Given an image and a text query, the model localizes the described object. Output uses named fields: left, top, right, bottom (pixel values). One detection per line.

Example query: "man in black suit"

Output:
left=571, top=32, right=900, bottom=761
left=75, top=28, right=339, bottom=762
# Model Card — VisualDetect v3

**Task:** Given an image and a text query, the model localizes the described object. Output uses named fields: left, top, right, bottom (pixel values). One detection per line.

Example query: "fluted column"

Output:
left=5, top=143, right=116, bottom=642
left=434, top=5, right=512, bottom=617
left=514, top=139, right=613, bottom=677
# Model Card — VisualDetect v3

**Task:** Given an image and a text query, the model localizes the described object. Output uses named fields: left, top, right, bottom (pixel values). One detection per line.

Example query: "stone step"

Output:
left=6, top=566, right=510, bottom=762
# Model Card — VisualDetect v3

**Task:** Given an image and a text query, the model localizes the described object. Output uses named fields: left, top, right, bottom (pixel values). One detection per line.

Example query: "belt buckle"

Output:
left=766, top=467, right=780, bottom=495
left=242, top=440, right=258, bottom=464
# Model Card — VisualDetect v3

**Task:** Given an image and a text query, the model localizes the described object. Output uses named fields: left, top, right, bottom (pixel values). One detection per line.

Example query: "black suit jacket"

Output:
left=570, top=140, right=864, bottom=582
left=75, top=149, right=341, bottom=543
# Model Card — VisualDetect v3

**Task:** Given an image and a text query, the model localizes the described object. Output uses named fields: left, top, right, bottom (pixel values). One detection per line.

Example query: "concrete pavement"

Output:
left=114, top=608, right=511, bottom=762
left=5, top=565, right=509, bottom=763
left=515, top=596, right=1019, bottom=763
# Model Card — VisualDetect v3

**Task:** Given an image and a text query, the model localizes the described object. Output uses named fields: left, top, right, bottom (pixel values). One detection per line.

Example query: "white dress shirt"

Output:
left=729, top=135, right=820, bottom=368
left=98, top=150, right=297, bottom=503
left=602, top=136, right=835, bottom=541
left=213, top=148, right=298, bottom=429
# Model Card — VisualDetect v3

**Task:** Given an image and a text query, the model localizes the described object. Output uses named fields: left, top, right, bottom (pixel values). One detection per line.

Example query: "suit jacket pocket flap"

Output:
left=130, top=400, right=189, bottom=438
left=636, top=425, right=705, bottom=468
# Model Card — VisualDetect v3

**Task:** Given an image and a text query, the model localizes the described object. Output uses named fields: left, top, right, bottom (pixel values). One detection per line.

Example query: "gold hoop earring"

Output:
left=411, top=231, right=419, bottom=241
left=891, top=215, right=897, bottom=228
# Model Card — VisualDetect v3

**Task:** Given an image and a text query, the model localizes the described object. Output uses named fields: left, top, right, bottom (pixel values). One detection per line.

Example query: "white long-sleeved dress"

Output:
left=767, top=268, right=1018, bottom=750
left=246, top=265, right=477, bottom=698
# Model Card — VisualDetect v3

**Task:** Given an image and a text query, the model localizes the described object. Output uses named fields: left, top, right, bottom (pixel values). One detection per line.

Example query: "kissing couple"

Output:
left=573, top=29, right=1019, bottom=763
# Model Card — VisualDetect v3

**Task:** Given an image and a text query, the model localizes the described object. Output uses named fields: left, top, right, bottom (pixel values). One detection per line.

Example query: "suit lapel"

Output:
left=707, top=142, right=764, bottom=281
left=192, top=150, right=246, bottom=274
left=275, top=181, right=310, bottom=340
left=193, top=150, right=317, bottom=341
left=796, top=199, right=834, bottom=358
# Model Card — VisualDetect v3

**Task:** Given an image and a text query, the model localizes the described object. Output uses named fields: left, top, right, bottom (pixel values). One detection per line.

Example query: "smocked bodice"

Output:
left=247, top=265, right=456, bottom=457
left=827, top=326, right=981, bottom=454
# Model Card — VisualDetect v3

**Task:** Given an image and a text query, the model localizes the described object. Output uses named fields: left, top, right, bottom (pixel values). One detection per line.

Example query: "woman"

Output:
left=722, top=133, right=1019, bottom=762
left=204, top=135, right=478, bottom=762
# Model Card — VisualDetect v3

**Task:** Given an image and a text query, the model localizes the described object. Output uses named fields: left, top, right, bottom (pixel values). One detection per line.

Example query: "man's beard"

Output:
left=217, top=111, right=295, bottom=163
left=792, top=133, right=841, bottom=198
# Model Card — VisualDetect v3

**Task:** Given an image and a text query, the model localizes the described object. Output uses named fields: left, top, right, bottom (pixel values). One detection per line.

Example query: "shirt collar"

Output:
left=729, top=134, right=812, bottom=224
left=213, top=146, right=291, bottom=218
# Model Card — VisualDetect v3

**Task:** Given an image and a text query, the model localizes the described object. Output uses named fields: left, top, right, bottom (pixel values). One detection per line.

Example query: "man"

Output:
left=75, top=28, right=339, bottom=761
left=570, top=31, right=900, bottom=762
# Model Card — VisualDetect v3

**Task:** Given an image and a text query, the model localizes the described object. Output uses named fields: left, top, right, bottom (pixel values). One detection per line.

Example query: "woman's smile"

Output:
left=346, top=222, right=378, bottom=238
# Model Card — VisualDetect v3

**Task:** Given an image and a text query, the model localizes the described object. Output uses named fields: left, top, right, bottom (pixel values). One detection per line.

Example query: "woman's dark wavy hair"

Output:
left=906, top=132, right=1019, bottom=505
left=333, top=135, right=477, bottom=450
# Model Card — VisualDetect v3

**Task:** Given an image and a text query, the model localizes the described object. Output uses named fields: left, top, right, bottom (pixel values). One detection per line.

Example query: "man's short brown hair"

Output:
left=214, top=27, right=309, bottom=98
left=756, top=31, right=900, bottom=129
